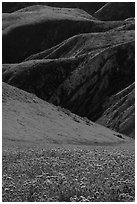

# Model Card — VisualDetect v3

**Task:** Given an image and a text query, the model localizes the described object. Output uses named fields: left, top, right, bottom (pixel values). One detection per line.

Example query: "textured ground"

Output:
left=3, top=143, right=135, bottom=202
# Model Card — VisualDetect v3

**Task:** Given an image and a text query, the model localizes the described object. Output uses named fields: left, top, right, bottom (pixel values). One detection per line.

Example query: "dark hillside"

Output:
left=26, top=29, right=135, bottom=61
left=50, top=41, right=135, bottom=122
left=97, top=83, right=135, bottom=137
left=94, top=2, right=135, bottom=21
left=3, top=5, right=132, bottom=63
left=2, top=57, right=84, bottom=101
left=3, top=41, right=135, bottom=137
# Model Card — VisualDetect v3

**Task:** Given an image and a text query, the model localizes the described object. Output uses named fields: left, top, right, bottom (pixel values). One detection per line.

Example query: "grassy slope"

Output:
left=3, top=82, right=131, bottom=147
left=2, top=83, right=134, bottom=202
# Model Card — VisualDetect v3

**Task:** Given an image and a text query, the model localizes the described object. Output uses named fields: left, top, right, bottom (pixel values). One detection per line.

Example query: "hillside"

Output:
left=94, top=2, right=135, bottom=21
left=2, top=5, right=133, bottom=63
left=26, top=29, right=135, bottom=60
left=97, top=83, right=135, bottom=137
left=49, top=41, right=134, bottom=121
left=3, top=82, right=129, bottom=147
left=2, top=3, right=135, bottom=138
left=2, top=3, right=135, bottom=202
left=2, top=57, right=85, bottom=101
left=3, top=40, right=135, bottom=137
left=2, top=2, right=106, bottom=14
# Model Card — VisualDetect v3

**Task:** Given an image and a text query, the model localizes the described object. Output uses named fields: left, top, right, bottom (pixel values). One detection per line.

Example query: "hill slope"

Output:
left=3, top=41, right=135, bottom=138
left=26, top=29, right=135, bottom=60
left=49, top=41, right=134, bottom=121
left=97, top=83, right=135, bottom=137
left=2, top=5, right=132, bottom=63
left=2, top=57, right=85, bottom=101
left=2, top=2, right=106, bottom=14
left=3, top=82, right=129, bottom=147
left=94, top=2, right=135, bottom=21
left=2, top=3, right=135, bottom=139
left=2, top=3, right=135, bottom=202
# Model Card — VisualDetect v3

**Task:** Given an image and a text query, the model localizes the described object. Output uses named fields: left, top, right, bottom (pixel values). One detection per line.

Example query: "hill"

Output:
left=94, top=2, right=135, bottom=21
left=2, top=2, right=106, bottom=14
left=3, top=82, right=129, bottom=147
left=2, top=57, right=85, bottom=101
left=3, top=41, right=135, bottom=137
left=2, top=5, right=132, bottom=63
left=2, top=3, right=135, bottom=202
left=26, top=29, right=135, bottom=60
left=49, top=41, right=134, bottom=122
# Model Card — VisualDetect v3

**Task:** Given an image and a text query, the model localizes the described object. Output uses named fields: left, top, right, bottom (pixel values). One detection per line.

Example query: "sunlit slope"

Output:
left=3, top=82, right=130, bottom=146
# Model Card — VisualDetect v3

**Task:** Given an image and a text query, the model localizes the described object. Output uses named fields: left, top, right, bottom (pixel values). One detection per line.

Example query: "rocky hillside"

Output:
left=2, top=3, right=135, bottom=138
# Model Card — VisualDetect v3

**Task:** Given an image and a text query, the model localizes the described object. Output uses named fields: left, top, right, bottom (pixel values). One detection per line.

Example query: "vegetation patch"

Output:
left=3, top=146, right=135, bottom=202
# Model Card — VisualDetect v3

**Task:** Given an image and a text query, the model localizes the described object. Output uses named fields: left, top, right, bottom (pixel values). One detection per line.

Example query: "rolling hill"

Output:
left=2, top=4, right=135, bottom=138
left=2, top=3, right=135, bottom=202
left=2, top=5, right=133, bottom=63
left=3, top=40, right=135, bottom=138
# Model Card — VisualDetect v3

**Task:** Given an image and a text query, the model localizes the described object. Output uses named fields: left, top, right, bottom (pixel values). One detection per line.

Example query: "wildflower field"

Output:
left=3, top=144, right=135, bottom=202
